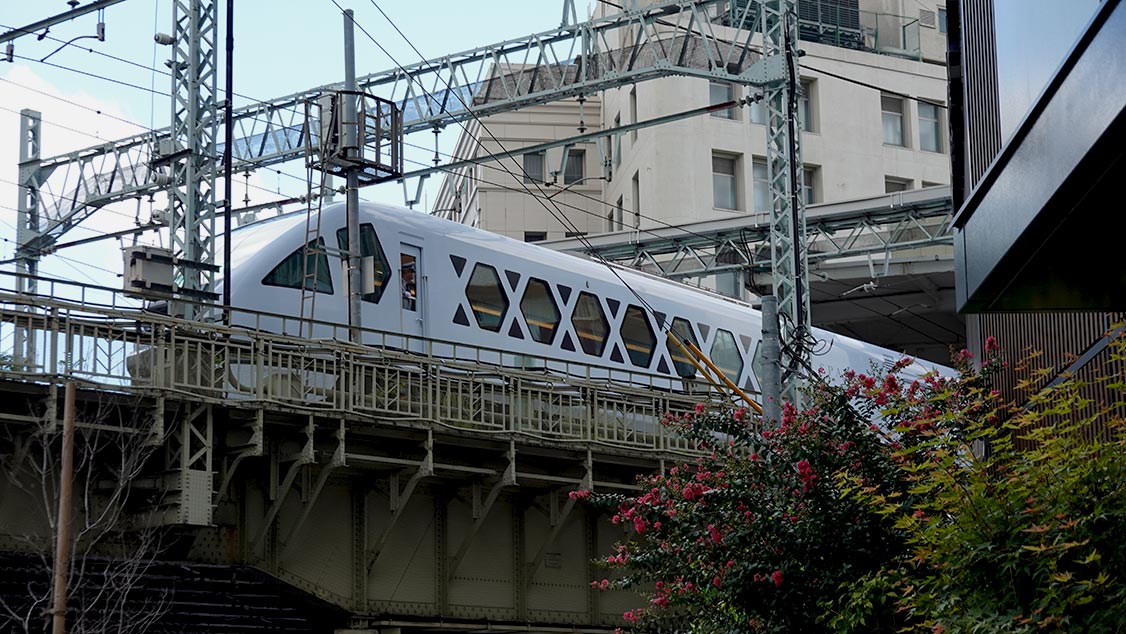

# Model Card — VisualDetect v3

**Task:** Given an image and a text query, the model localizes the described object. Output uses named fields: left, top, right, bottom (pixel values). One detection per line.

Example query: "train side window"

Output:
left=261, top=237, right=333, bottom=294
left=520, top=278, right=560, bottom=344
left=335, top=223, right=390, bottom=303
left=669, top=317, right=699, bottom=377
left=572, top=292, right=609, bottom=356
left=621, top=305, right=656, bottom=368
left=710, top=329, right=744, bottom=380
left=465, top=263, right=508, bottom=332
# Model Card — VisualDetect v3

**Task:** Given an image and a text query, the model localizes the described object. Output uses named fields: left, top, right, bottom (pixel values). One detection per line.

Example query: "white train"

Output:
left=215, top=201, right=939, bottom=394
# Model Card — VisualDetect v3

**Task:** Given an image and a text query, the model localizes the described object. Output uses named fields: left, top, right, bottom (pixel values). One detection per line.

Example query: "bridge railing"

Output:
left=0, top=275, right=738, bottom=456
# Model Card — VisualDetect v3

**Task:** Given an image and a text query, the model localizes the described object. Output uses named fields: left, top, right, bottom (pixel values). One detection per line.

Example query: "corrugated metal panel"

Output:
left=960, top=0, right=1002, bottom=188
left=972, top=312, right=1126, bottom=444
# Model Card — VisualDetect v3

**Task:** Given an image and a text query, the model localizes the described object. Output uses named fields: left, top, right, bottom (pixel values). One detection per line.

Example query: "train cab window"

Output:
left=465, top=263, right=508, bottom=332
left=669, top=317, right=699, bottom=378
left=335, top=223, right=390, bottom=303
left=520, top=278, right=560, bottom=344
left=710, top=329, right=744, bottom=380
left=571, top=292, right=609, bottom=356
left=621, top=305, right=656, bottom=368
left=261, top=237, right=333, bottom=294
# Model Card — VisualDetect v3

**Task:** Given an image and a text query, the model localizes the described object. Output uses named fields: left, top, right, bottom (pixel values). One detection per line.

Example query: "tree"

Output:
left=0, top=392, right=170, bottom=634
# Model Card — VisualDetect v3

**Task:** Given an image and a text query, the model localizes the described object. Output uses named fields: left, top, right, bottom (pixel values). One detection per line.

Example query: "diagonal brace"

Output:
left=448, top=445, right=517, bottom=580
left=366, top=434, right=433, bottom=571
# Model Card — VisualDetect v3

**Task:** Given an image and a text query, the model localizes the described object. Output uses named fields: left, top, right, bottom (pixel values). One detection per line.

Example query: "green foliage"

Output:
left=858, top=336, right=1126, bottom=633
left=582, top=333, right=1126, bottom=634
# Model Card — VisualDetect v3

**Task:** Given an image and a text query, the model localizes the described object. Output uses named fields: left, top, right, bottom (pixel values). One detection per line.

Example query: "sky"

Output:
left=0, top=1, right=586, bottom=292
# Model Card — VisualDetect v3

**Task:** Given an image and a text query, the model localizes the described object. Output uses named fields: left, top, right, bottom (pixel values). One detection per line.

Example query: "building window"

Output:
left=937, top=7, right=947, bottom=33
left=520, top=278, right=560, bottom=344
left=564, top=231, right=587, bottom=238
left=885, top=177, right=912, bottom=193
left=621, top=305, right=656, bottom=368
left=918, top=101, right=942, bottom=152
left=629, top=86, right=638, bottom=142
left=335, top=224, right=390, bottom=303
left=803, top=167, right=817, bottom=204
left=710, top=329, right=743, bottom=380
left=608, top=196, right=624, bottom=232
left=523, top=152, right=545, bottom=183
left=752, top=158, right=770, bottom=213
left=712, top=153, right=739, bottom=210
left=799, top=80, right=815, bottom=132
left=465, top=263, right=508, bottom=332
left=709, top=81, right=737, bottom=119
left=524, top=231, right=547, bottom=242
left=632, top=173, right=641, bottom=228
left=882, top=95, right=906, bottom=146
left=572, top=292, right=609, bottom=356
left=563, top=149, right=585, bottom=184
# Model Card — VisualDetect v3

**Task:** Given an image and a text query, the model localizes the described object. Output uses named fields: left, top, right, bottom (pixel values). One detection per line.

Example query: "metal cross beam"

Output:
left=544, top=189, right=953, bottom=281
left=16, top=0, right=778, bottom=265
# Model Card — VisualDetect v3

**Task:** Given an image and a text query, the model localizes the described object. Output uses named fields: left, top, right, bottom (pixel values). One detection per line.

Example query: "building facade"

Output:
left=436, top=0, right=952, bottom=238
left=433, top=0, right=963, bottom=363
left=950, top=0, right=1125, bottom=430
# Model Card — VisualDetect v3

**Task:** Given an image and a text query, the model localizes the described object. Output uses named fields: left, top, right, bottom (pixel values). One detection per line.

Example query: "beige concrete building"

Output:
left=435, top=0, right=952, bottom=239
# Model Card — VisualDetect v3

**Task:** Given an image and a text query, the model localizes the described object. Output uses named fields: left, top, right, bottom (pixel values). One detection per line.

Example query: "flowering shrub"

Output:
left=586, top=359, right=946, bottom=633
left=584, top=332, right=1126, bottom=633
left=841, top=333, right=1126, bottom=633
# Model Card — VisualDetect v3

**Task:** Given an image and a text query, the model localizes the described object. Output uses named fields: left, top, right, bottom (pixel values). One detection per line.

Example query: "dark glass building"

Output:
left=949, top=0, right=1125, bottom=432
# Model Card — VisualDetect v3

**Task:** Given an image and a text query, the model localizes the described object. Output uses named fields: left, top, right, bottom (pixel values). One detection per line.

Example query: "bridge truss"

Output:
left=13, top=0, right=811, bottom=395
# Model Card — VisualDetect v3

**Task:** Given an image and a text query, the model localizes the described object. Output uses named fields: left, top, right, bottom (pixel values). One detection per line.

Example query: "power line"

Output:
left=357, top=1, right=667, bottom=326
left=594, top=0, right=947, bottom=109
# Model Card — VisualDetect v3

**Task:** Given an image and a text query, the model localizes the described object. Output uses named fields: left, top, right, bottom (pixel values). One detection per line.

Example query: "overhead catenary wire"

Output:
left=358, top=0, right=755, bottom=407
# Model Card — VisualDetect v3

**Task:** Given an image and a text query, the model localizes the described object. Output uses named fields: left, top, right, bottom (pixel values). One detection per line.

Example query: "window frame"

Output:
left=709, top=81, right=738, bottom=120
left=620, top=304, right=656, bottom=368
left=881, top=94, right=907, bottom=147
left=520, top=277, right=561, bottom=344
left=710, top=329, right=744, bottom=381
left=261, top=237, right=334, bottom=295
left=335, top=223, right=390, bottom=303
left=465, top=263, right=509, bottom=332
left=522, top=151, right=545, bottom=184
left=571, top=292, right=610, bottom=357
left=752, top=157, right=770, bottom=213
left=918, top=100, right=943, bottom=152
left=563, top=148, right=585, bottom=185
left=799, top=79, right=815, bottom=133
left=712, top=152, right=740, bottom=211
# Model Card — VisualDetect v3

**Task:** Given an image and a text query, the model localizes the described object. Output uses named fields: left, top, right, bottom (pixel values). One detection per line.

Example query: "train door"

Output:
left=400, top=244, right=424, bottom=344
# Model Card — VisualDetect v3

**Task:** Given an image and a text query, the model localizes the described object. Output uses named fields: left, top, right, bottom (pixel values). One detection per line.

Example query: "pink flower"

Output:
left=771, top=569, right=784, bottom=586
left=568, top=489, right=590, bottom=500
left=985, top=335, right=1000, bottom=353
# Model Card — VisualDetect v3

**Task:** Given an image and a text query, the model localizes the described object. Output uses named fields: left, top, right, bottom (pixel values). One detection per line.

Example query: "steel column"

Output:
left=167, top=0, right=219, bottom=318
left=761, top=0, right=808, bottom=401
left=15, top=109, right=41, bottom=368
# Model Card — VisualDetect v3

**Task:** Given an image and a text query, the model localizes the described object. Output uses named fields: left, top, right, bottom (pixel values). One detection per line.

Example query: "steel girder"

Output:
left=550, top=190, right=954, bottom=282
left=16, top=0, right=779, bottom=267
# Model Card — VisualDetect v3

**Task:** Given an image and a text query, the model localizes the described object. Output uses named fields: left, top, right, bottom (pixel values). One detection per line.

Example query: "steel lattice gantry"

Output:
left=14, top=0, right=794, bottom=300
left=11, top=0, right=807, bottom=524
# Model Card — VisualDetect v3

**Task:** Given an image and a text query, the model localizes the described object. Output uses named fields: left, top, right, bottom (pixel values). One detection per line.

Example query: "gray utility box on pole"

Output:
left=123, top=245, right=175, bottom=299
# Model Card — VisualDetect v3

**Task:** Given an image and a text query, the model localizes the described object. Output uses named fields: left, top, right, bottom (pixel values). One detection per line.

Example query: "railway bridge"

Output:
left=0, top=276, right=724, bottom=633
